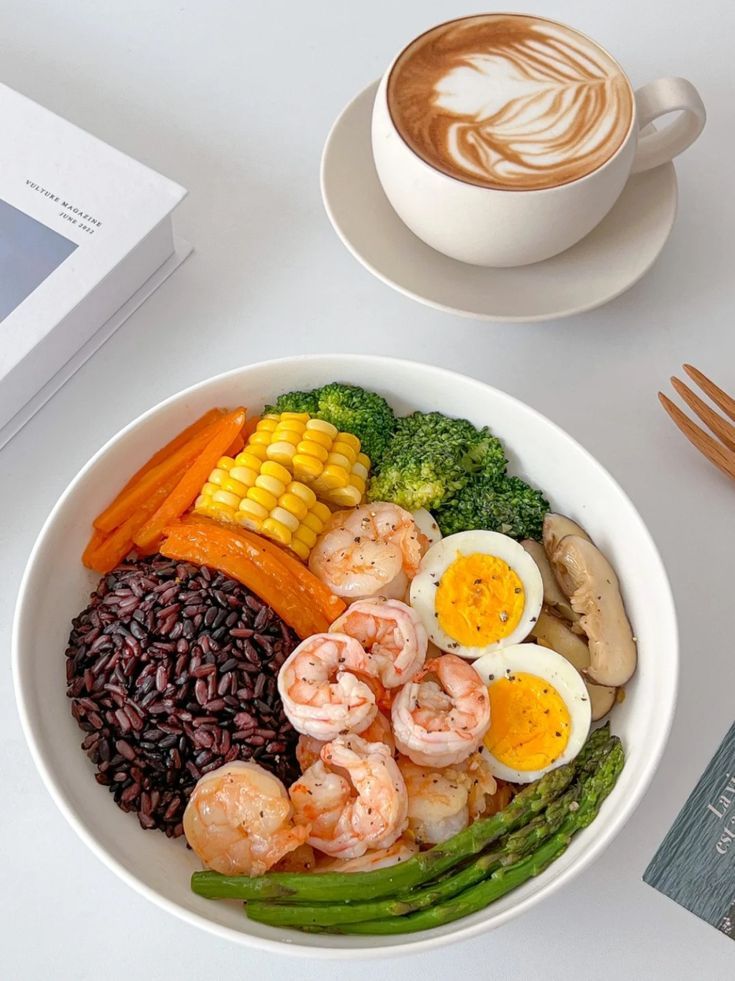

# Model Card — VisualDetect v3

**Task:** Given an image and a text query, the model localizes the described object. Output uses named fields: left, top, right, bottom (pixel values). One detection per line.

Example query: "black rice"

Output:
left=66, top=554, right=301, bottom=836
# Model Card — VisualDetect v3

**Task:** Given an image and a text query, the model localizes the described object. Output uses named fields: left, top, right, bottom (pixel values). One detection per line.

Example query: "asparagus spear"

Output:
left=245, top=736, right=616, bottom=928
left=191, top=724, right=611, bottom=904
left=191, top=727, right=609, bottom=903
left=305, top=737, right=624, bottom=935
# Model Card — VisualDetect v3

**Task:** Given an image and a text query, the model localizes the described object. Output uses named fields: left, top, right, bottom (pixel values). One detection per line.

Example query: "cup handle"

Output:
left=631, top=77, right=706, bottom=174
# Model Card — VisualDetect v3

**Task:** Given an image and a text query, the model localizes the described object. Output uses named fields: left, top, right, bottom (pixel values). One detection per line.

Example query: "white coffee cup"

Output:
left=372, top=16, right=706, bottom=267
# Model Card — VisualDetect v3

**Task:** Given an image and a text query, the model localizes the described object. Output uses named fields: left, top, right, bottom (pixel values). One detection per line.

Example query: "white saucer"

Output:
left=321, top=81, right=678, bottom=322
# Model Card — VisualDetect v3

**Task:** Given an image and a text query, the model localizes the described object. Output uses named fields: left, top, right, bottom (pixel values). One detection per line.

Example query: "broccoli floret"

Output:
left=263, top=390, right=319, bottom=416
left=435, top=474, right=549, bottom=541
left=367, top=412, right=507, bottom=512
left=315, top=382, right=396, bottom=463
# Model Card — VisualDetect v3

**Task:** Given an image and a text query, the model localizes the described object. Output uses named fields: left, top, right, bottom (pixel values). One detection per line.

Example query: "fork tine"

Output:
left=683, top=364, right=735, bottom=423
left=658, top=392, right=735, bottom=481
left=670, top=376, right=735, bottom=453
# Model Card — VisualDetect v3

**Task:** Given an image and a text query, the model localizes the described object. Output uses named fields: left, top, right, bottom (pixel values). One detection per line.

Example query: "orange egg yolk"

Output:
left=435, top=552, right=525, bottom=647
left=484, top=672, right=571, bottom=772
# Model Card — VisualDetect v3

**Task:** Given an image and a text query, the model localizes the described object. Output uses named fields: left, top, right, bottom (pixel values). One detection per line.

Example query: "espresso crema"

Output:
left=387, top=14, right=634, bottom=190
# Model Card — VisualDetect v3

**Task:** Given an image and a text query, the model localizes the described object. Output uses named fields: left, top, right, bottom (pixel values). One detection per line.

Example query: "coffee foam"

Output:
left=387, top=15, right=633, bottom=190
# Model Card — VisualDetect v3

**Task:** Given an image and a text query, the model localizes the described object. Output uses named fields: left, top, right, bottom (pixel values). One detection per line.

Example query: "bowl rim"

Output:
left=12, top=353, right=679, bottom=958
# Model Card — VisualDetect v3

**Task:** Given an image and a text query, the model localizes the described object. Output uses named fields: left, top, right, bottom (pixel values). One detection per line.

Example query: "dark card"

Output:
left=644, top=722, right=735, bottom=939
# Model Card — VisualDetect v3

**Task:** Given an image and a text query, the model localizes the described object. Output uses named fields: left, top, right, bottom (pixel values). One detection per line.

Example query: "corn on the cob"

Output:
left=193, top=412, right=371, bottom=558
left=258, top=413, right=369, bottom=508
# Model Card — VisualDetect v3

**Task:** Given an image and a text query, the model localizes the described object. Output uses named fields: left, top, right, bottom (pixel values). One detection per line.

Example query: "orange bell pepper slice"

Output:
left=160, top=520, right=327, bottom=639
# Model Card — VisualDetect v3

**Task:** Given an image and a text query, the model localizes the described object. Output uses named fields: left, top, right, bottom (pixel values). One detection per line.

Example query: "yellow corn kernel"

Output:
left=218, top=475, right=249, bottom=497
left=200, top=482, right=218, bottom=498
left=197, top=501, right=236, bottom=522
left=249, top=431, right=273, bottom=448
left=280, top=412, right=310, bottom=422
left=238, top=498, right=268, bottom=520
left=357, top=452, right=370, bottom=470
left=314, top=465, right=348, bottom=490
left=303, top=512, right=325, bottom=533
left=261, top=461, right=291, bottom=483
left=288, top=538, right=310, bottom=560
left=294, top=525, right=317, bottom=548
left=256, top=417, right=278, bottom=432
left=236, top=511, right=264, bottom=532
left=271, top=506, right=300, bottom=533
left=229, top=466, right=258, bottom=487
left=211, top=489, right=241, bottom=510
left=301, top=428, right=332, bottom=449
left=278, top=492, right=308, bottom=521
left=332, top=441, right=357, bottom=465
left=272, top=428, right=302, bottom=447
left=236, top=450, right=266, bottom=471
left=287, top=481, right=317, bottom=507
left=310, top=502, right=332, bottom=524
left=266, top=442, right=298, bottom=466
left=351, top=461, right=369, bottom=482
left=326, top=451, right=351, bottom=471
left=247, top=485, right=278, bottom=511
left=338, top=432, right=361, bottom=454
left=261, top=517, right=292, bottom=545
left=255, top=473, right=286, bottom=497
left=243, top=443, right=268, bottom=462
left=349, top=474, right=366, bottom=495
left=194, top=494, right=208, bottom=509
left=208, top=468, right=230, bottom=487
left=327, top=484, right=362, bottom=508
left=216, top=456, right=235, bottom=471
left=298, top=439, right=329, bottom=463
left=275, top=417, right=306, bottom=434
left=306, top=418, right=338, bottom=438
left=292, top=453, right=324, bottom=481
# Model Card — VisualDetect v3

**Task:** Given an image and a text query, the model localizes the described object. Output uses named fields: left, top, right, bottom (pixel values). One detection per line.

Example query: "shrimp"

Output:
left=183, top=761, right=308, bottom=876
left=316, top=836, right=418, bottom=872
left=308, top=503, right=426, bottom=599
left=289, top=734, right=408, bottom=859
left=391, top=654, right=491, bottom=768
left=398, top=752, right=497, bottom=845
left=273, top=843, right=317, bottom=873
left=277, top=632, right=377, bottom=741
left=330, top=598, right=427, bottom=688
left=295, top=711, right=395, bottom=773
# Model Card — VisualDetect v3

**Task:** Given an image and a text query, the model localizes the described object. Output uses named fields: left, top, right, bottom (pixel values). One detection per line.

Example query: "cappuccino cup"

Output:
left=372, top=14, right=706, bottom=266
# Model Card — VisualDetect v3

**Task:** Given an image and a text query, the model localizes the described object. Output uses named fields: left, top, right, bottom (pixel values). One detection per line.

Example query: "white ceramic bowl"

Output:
left=13, top=355, right=677, bottom=958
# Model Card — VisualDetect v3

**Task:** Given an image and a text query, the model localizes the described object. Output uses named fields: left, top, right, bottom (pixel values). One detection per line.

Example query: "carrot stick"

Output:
left=181, top=515, right=345, bottom=624
left=133, top=408, right=247, bottom=552
left=225, top=431, right=245, bottom=457
left=82, top=528, right=107, bottom=569
left=87, top=478, right=178, bottom=574
left=242, top=415, right=260, bottom=441
left=93, top=417, right=224, bottom=533
left=160, top=522, right=324, bottom=638
left=119, top=408, right=225, bottom=494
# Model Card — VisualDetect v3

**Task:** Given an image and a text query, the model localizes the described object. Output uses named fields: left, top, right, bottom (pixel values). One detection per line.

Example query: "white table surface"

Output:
left=2, top=0, right=734, bottom=977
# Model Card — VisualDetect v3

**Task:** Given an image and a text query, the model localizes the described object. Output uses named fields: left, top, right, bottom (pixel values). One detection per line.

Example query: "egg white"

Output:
left=409, top=530, right=543, bottom=659
left=473, top=643, right=592, bottom=783
left=412, top=508, right=443, bottom=547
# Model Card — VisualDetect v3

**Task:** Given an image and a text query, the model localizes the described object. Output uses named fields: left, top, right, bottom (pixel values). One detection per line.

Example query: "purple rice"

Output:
left=66, top=553, right=301, bottom=836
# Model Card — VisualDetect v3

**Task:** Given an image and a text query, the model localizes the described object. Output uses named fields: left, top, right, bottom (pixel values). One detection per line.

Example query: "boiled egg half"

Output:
left=410, top=530, right=543, bottom=658
left=473, top=643, right=591, bottom=783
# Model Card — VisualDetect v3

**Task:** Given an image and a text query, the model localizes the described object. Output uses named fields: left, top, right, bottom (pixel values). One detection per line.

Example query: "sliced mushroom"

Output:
left=522, top=540, right=580, bottom=623
left=543, top=513, right=593, bottom=558
left=550, top=536, right=637, bottom=687
left=531, top=608, right=617, bottom=721
left=586, top=682, right=617, bottom=721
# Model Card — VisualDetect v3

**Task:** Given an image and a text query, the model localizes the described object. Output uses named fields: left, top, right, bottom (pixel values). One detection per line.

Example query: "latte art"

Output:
left=387, top=15, right=634, bottom=190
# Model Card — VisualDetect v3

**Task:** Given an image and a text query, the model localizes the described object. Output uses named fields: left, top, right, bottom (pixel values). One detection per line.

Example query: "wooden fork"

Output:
left=659, top=365, right=735, bottom=481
